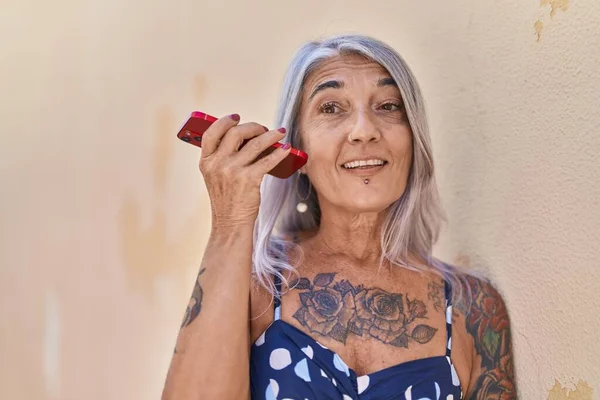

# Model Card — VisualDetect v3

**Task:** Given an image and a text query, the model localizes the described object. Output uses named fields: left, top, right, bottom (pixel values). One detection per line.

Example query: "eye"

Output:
left=319, top=101, right=339, bottom=114
left=380, top=102, right=403, bottom=111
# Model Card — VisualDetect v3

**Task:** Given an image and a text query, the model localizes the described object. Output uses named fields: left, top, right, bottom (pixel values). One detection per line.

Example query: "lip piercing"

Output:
left=364, top=179, right=369, bottom=184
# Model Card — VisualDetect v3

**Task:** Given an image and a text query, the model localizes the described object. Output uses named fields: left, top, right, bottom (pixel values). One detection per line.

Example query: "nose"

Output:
left=347, top=111, right=382, bottom=144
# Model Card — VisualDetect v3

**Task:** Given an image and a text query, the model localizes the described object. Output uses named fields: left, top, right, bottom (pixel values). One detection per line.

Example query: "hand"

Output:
left=198, top=114, right=291, bottom=228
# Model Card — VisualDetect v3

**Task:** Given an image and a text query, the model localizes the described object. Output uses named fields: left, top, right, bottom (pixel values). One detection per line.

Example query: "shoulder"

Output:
left=454, top=274, right=517, bottom=399
left=249, top=275, right=275, bottom=343
left=456, top=275, right=512, bottom=362
left=249, top=235, right=298, bottom=343
left=455, top=274, right=509, bottom=322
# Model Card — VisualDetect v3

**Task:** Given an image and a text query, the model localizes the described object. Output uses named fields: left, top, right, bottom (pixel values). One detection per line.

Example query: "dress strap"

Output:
left=444, top=279, right=453, bottom=357
left=273, top=271, right=283, bottom=321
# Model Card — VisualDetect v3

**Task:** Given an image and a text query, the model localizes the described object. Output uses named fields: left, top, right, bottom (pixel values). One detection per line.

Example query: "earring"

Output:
left=295, top=173, right=312, bottom=213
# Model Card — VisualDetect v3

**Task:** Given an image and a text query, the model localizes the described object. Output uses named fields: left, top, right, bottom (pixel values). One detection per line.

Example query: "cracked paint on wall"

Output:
left=541, top=0, right=570, bottom=17
left=535, top=19, right=544, bottom=42
left=548, top=379, right=594, bottom=399
left=535, top=0, right=571, bottom=42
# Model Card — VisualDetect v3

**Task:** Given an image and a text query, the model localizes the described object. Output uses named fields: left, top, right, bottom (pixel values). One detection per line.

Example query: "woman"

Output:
left=162, top=35, right=516, bottom=399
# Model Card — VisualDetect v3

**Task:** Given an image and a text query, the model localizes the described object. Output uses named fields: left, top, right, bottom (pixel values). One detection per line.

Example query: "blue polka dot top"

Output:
left=250, top=276, right=463, bottom=399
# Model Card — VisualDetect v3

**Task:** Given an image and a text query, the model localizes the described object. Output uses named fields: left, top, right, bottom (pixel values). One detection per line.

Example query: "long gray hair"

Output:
left=253, top=34, right=470, bottom=305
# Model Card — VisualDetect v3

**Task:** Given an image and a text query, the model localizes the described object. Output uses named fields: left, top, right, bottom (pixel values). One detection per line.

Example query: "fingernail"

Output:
left=282, top=143, right=291, bottom=150
left=277, top=127, right=286, bottom=133
left=230, top=114, right=240, bottom=121
left=262, top=125, right=269, bottom=132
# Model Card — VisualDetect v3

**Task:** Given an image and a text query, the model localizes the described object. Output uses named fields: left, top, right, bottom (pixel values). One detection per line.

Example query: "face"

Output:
left=297, top=54, right=413, bottom=213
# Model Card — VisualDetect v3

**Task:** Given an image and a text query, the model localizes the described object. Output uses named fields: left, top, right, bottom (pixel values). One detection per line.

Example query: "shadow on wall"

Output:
left=118, top=76, right=211, bottom=302
left=548, top=379, right=594, bottom=399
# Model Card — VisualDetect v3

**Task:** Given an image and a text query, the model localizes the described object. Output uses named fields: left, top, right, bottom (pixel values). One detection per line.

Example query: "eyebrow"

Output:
left=308, top=77, right=398, bottom=101
left=377, top=77, right=398, bottom=87
left=308, top=80, right=344, bottom=101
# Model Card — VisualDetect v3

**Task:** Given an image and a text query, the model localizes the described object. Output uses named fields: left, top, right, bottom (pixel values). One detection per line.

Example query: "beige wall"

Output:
left=1, top=0, right=598, bottom=399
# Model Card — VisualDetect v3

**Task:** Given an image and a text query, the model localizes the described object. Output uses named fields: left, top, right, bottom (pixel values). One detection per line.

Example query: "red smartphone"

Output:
left=177, top=111, right=308, bottom=179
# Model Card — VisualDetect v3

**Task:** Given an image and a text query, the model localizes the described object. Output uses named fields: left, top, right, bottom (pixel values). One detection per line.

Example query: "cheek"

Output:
left=303, top=141, right=338, bottom=177
left=300, top=126, right=344, bottom=172
left=393, top=130, right=413, bottom=165
left=404, top=142, right=414, bottom=168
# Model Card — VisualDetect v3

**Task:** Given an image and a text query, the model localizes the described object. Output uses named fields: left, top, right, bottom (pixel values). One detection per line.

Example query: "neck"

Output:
left=310, top=201, right=387, bottom=262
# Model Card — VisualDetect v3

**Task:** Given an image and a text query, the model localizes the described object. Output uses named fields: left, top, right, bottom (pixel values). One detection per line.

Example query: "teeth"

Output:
left=343, top=159, right=386, bottom=169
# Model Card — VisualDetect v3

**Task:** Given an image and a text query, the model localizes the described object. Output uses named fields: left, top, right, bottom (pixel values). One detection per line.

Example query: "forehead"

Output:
left=303, top=54, right=392, bottom=92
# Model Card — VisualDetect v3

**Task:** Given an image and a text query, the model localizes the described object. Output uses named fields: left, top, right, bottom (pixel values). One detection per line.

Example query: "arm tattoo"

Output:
left=463, top=276, right=517, bottom=399
left=181, top=268, right=206, bottom=328
left=290, top=273, right=437, bottom=348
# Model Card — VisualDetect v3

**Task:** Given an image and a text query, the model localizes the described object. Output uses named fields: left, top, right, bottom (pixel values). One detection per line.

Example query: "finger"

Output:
left=236, top=128, right=287, bottom=165
left=249, top=143, right=292, bottom=177
left=201, top=113, right=241, bottom=157
left=217, top=122, right=269, bottom=155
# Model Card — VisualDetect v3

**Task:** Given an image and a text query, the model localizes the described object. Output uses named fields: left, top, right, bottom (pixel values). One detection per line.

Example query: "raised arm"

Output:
left=461, top=276, right=517, bottom=399
left=161, top=114, right=290, bottom=399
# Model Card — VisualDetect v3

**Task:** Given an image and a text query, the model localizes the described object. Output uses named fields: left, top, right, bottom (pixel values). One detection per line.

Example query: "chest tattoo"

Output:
left=289, top=273, right=438, bottom=347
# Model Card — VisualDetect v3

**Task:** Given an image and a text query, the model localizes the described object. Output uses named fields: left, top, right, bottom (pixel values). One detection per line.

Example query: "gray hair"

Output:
left=253, top=34, right=470, bottom=306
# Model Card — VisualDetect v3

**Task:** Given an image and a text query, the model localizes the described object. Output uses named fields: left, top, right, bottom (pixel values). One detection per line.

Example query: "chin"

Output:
left=345, top=197, right=396, bottom=214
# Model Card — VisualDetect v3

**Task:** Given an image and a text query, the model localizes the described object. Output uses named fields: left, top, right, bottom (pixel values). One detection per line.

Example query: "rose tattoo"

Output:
left=291, top=273, right=437, bottom=347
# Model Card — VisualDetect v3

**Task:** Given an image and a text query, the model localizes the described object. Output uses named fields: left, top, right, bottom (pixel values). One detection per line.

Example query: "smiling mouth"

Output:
left=342, top=159, right=388, bottom=170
